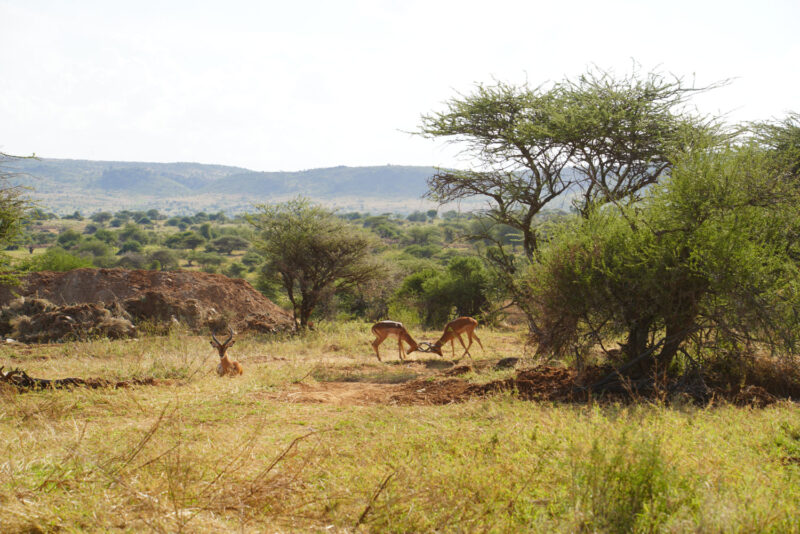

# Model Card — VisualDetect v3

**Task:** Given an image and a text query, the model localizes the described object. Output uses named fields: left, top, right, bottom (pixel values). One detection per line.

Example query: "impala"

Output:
left=210, top=327, right=243, bottom=376
left=430, top=316, right=484, bottom=359
left=370, top=320, right=420, bottom=362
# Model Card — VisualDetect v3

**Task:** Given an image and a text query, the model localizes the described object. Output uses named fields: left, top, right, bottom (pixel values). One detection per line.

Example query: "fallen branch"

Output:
left=0, top=366, right=159, bottom=391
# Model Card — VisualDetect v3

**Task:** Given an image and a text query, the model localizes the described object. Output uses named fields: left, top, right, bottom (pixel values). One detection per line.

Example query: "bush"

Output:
left=224, top=262, right=247, bottom=278
left=116, top=252, right=147, bottom=269
left=56, top=228, right=82, bottom=248
left=118, top=240, right=143, bottom=254
left=240, top=251, right=263, bottom=271
left=394, top=256, right=491, bottom=326
left=118, top=223, right=149, bottom=245
left=17, top=247, right=93, bottom=272
left=526, top=141, right=800, bottom=374
left=147, top=249, right=180, bottom=271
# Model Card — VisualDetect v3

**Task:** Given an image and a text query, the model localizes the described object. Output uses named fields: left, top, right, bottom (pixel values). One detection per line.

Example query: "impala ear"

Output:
left=229, top=340, right=235, bottom=347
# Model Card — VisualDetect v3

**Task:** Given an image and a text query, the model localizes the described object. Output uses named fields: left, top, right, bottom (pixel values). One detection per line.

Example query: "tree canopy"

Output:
left=250, top=198, right=387, bottom=329
left=526, top=138, right=800, bottom=376
left=418, top=67, right=721, bottom=328
left=420, top=68, right=718, bottom=255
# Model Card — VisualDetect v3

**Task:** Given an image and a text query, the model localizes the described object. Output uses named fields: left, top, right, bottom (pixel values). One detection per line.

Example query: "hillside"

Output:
left=5, top=158, right=442, bottom=214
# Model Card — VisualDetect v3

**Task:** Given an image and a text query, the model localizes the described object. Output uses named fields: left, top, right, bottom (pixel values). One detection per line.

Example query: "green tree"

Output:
left=188, top=250, right=225, bottom=271
left=90, top=211, right=113, bottom=224
left=64, top=210, right=83, bottom=220
left=250, top=198, right=387, bottom=329
left=418, top=67, right=720, bottom=329
left=165, top=231, right=205, bottom=250
left=208, top=235, right=249, bottom=255
left=240, top=250, right=264, bottom=271
left=118, top=240, right=143, bottom=255
left=198, top=222, right=216, bottom=240
left=116, top=252, right=147, bottom=270
left=75, top=238, right=114, bottom=261
left=147, top=249, right=180, bottom=271
left=57, top=228, right=82, bottom=248
left=404, top=225, right=442, bottom=246
left=394, top=256, right=491, bottom=326
left=118, top=223, right=149, bottom=245
left=93, top=228, right=116, bottom=245
left=146, top=208, right=163, bottom=220
left=527, top=140, right=800, bottom=377
left=225, top=262, right=247, bottom=278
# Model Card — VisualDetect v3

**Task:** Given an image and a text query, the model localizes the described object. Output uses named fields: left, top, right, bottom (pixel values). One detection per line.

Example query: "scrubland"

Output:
left=1, top=323, right=798, bottom=533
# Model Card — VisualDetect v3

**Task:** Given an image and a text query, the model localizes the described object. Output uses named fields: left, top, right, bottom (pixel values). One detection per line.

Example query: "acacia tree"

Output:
left=250, top=198, right=387, bottom=329
left=418, top=68, right=719, bottom=327
left=753, top=112, right=800, bottom=176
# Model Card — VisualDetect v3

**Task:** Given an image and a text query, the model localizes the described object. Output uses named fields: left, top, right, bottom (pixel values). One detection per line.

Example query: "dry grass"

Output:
left=0, top=323, right=798, bottom=532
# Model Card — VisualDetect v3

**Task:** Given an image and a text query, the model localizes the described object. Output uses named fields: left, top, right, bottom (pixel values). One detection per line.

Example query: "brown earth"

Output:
left=264, top=365, right=602, bottom=406
left=265, top=362, right=793, bottom=407
left=0, top=269, right=294, bottom=336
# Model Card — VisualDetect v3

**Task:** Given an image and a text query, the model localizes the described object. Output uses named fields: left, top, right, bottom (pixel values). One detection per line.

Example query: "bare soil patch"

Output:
left=266, top=361, right=795, bottom=407
left=265, top=363, right=590, bottom=406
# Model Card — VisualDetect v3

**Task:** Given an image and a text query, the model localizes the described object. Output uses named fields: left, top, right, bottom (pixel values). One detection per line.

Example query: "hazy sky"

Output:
left=1, top=0, right=798, bottom=171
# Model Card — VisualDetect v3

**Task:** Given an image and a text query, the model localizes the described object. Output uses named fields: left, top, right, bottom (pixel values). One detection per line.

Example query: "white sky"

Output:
left=1, top=0, right=798, bottom=172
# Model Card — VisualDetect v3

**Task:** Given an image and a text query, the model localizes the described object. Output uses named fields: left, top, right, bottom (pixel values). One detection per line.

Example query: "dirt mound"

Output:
left=0, top=269, right=293, bottom=335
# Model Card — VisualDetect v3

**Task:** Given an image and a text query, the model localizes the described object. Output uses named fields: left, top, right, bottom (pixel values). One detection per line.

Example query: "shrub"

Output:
left=526, top=142, right=800, bottom=374
left=17, top=247, right=93, bottom=272
left=394, top=256, right=490, bottom=326
left=56, top=228, right=82, bottom=248
left=147, top=249, right=180, bottom=271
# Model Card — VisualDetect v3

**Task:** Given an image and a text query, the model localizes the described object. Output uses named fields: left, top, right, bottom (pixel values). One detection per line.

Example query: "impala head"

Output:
left=429, top=343, right=444, bottom=357
left=210, top=327, right=235, bottom=358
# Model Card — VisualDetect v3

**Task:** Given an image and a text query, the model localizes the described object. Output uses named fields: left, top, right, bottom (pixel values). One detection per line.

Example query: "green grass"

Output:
left=0, top=323, right=798, bottom=532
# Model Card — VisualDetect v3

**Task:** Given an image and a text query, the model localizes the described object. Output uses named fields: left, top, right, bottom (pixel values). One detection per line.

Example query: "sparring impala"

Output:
left=430, top=316, right=484, bottom=360
left=370, top=320, right=421, bottom=362
left=210, top=327, right=243, bottom=376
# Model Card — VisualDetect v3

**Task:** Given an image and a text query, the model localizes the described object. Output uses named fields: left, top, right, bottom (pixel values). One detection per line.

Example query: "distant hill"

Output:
left=5, top=158, right=446, bottom=215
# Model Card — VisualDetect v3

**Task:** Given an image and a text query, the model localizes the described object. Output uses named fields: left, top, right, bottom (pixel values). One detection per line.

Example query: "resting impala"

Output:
left=210, top=327, right=243, bottom=376
left=370, top=320, right=420, bottom=362
left=430, top=317, right=484, bottom=359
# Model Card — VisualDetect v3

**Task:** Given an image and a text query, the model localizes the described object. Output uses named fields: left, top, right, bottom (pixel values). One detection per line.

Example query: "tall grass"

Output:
left=570, top=432, right=697, bottom=532
left=0, top=323, right=798, bottom=532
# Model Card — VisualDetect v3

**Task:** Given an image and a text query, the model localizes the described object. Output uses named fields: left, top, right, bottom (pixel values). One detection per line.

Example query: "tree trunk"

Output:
left=654, top=313, right=696, bottom=372
left=624, top=316, right=653, bottom=376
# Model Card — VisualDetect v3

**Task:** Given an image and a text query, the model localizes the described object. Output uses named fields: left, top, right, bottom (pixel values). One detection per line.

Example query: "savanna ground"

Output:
left=1, top=323, right=799, bottom=533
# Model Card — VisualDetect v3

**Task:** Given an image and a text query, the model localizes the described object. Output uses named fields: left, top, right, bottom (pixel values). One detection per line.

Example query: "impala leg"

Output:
left=471, top=330, right=484, bottom=351
left=398, top=337, right=406, bottom=361
left=372, top=333, right=385, bottom=362
left=457, top=333, right=474, bottom=360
